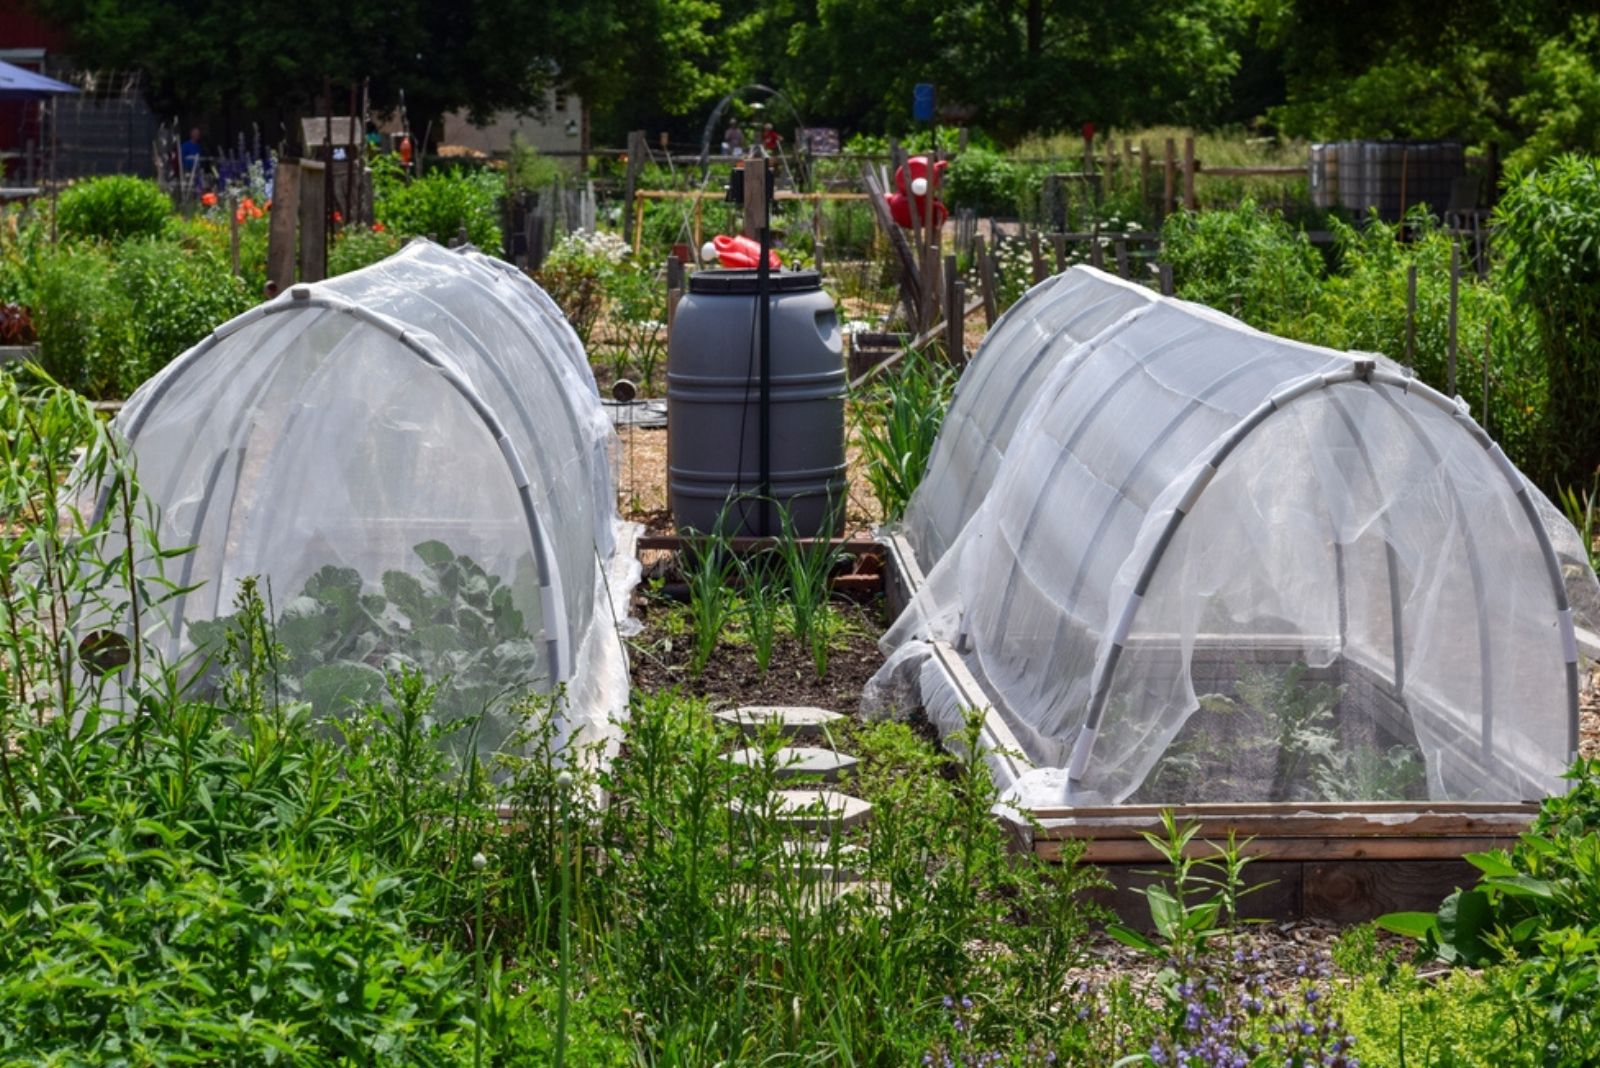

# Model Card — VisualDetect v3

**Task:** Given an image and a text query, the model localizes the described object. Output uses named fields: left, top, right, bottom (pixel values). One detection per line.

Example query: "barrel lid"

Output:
left=688, top=268, right=822, bottom=295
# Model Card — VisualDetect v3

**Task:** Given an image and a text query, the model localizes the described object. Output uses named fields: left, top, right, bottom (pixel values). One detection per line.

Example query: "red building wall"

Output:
left=0, top=7, right=72, bottom=178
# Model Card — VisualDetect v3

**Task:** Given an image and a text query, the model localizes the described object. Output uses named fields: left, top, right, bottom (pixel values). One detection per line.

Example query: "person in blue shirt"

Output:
left=179, top=127, right=202, bottom=185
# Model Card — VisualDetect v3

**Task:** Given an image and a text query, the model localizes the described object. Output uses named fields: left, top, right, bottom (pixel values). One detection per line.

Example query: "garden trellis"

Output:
left=110, top=239, right=637, bottom=753
left=876, top=266, right=1596, bottom=807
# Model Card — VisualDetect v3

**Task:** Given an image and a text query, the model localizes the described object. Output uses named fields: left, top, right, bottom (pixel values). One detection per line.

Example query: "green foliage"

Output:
left=1160, top=199, right=1323, bottom=327
left=1332, top=964, right=1519, bottom=1068
left=1558, top=474, right=1600, bottom=572
left=329, top=225, right=405, bottom=277
left=537, top=229, right=634, bottom=350
left=1378, top=758, right=1600, bottom=1063
left=26, top=240, right=133, bottom=396
left=1507, top=15, right=1600, bottom=171
left=1496, top=156, right=1600, bottom=489
left=852, top=347, right=957, bottom=522
left=56, top=175, right=172, bottom=243
left=376, top=167, right=504, bottom=251
left=191, top=541, right=544, bottom=752
left=113, top=235, right=253, bottom=384
left=1105, top=813, right=1261, bottom=967
left=944, top=148, right=1021, bottom=216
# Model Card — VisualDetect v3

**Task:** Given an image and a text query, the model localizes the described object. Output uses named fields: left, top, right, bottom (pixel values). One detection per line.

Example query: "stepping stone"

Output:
left=715, top=705, right=845, bottom=742
left=722, top=745, right=858, bottom=782
left=761, top=788, right=873, bottom=833
left=779, top=838, right=864, bottom=883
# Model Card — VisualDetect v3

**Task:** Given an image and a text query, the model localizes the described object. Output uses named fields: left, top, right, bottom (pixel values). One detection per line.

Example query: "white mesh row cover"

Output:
left=113, top=239, right=639, bottom=757
left=876, top=266, right=1592, bottom=806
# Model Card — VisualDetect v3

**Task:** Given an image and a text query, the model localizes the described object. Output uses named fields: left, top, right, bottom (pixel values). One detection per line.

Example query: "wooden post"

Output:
left=1183, top=136, right=1197, bottom=211
left=1114, top=238, right=1129, bottom=279
left=976, top=234, right=999, bottom=326
left=623, top=129, right=646, bottom=222
left=861, top=164, right=924, bottom=329
left=665, top=254, right=685, bottom=334
left=1158, top=262, right=1174, bottom=296
left=229, top=195, right=241, bottom=277
left=922, top=243, right=942, bottom=326
left=1088, top=227, right=1104, bottom=270
left=1447, top=244, right=1459, bottom=397
left=266, top=161, right=302, bottom=290
left=742, top=158, right=767, bottom=238
left=632, top=195, right=646, bottom=255
left=1123, top=138, right=1133, bottom=177
left=1482, top=320, right=1492, bottom=435
left=1140, top=140, right=1152, bottom=214
left=1163, top=138, right=1177, bottom=217
left=812, top=198, right=825, bottom=273
left=943, top=253, right=962, bottom=365
left=1405, top=264, right=1417, bottom=366
left=1050, top=233, right=1066, bottom=273
left=693, top=196, right=704, bottom=256
left=1027, top=227, right=1048, bottom=283
left=298, top=159, right=327, bottom=282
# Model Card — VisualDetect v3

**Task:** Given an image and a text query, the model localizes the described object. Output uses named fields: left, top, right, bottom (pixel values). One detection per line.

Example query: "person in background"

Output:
left=178, top=127, right=204, bottom=189
left=723, top=121, right=745, bottom=158
left=761, top=123, right=782, bottom=156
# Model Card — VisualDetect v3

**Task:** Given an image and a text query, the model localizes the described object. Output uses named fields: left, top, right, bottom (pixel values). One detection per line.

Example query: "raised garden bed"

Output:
left=881, top=530, right=1543, bottom=923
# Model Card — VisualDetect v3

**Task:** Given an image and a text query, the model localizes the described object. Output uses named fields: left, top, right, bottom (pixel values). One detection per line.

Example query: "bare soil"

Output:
left=627, top=594, right=886, bottom=714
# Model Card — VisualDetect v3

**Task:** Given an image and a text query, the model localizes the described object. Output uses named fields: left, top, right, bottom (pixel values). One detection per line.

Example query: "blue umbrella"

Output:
left=0, top=60, right=79, bottom=101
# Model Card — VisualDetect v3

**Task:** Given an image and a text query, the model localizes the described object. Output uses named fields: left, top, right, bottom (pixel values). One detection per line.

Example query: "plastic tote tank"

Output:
left=667, top=268, right=846, bottom=536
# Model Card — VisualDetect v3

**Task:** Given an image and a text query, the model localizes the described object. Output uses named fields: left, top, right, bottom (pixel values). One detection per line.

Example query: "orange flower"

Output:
left=235, top=208, right=245, bottom=224
left=201, top=192, right=218, bottom=207
left=372, top=222, right=385, bottom=232
left=332, top=211, right=343, bottom=224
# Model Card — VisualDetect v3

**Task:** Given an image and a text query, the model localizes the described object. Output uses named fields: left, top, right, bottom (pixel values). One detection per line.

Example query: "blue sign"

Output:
left=912, top=83, right=936, bottom=123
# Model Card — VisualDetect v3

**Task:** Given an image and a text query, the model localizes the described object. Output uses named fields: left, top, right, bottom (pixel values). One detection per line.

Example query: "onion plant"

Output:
left=775, top=505, right=848, bottom=677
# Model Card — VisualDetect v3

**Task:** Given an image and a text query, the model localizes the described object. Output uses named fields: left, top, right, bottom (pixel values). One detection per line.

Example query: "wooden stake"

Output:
left=229, top=195, right=241, bottom=277
left=665, top=254, right=684, bottom=334
left=1050, top=233, right=1066, bottom=273
left=1159, top=262, right=1174, bottom=296
left=975, top=234, right=999, bottom=326
left=1447, top=244, right=1459, bottom=397
left=742, top=158, right=767, bottom=238
left=1114, top=238, right=1129, bottom=279
left=1183, top=136, right=1197, bottom=211
left=1163, top=138, right=1177, bottom=217
left=623, top=129, right=646, bottom=223
left=1140, top=139, right=1152, bottom=212
left=943, top=253, right=962, bottom=365
left=1405, top=264, right=1417, bottom=366
left=1027, top=227, right=1048, bottom=283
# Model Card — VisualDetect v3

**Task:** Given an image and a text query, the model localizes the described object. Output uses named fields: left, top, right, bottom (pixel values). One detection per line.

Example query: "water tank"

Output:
left=667, top=268, right=846, bottom=537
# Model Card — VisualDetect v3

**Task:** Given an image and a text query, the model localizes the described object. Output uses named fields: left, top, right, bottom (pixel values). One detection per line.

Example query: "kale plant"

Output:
left=192, top=540, right=544, bottom=751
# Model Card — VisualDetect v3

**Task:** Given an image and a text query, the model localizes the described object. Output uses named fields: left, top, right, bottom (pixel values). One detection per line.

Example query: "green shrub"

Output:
left=945, top=148, right=1019, bottom=216
left=329, top=224, right=405, bottom=276
left=28, top=241, right=133, bottom=396
left=376, top=166, right=505, bottom=251
left=56, top=174, right=172, bottom=243
left=1496, top=155, right=1600, bottom=489
left=115, top=235, right=253, bottom=384
left=1304, top=213, right=1547, bottom=479
left=1160, top=199, right=1324, bottom=328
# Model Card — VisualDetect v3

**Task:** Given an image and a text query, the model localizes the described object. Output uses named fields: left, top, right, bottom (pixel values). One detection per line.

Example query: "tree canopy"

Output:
left=26, top=0, right=1600, bottom=163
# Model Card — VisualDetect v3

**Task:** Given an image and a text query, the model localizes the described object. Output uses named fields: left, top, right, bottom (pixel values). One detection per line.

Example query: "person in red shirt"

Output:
left=761, top=123, right=782, bottom=156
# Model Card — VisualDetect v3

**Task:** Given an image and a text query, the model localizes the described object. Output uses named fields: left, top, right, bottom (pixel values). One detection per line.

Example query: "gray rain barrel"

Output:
left=667, top=269, right=846, bottom=537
